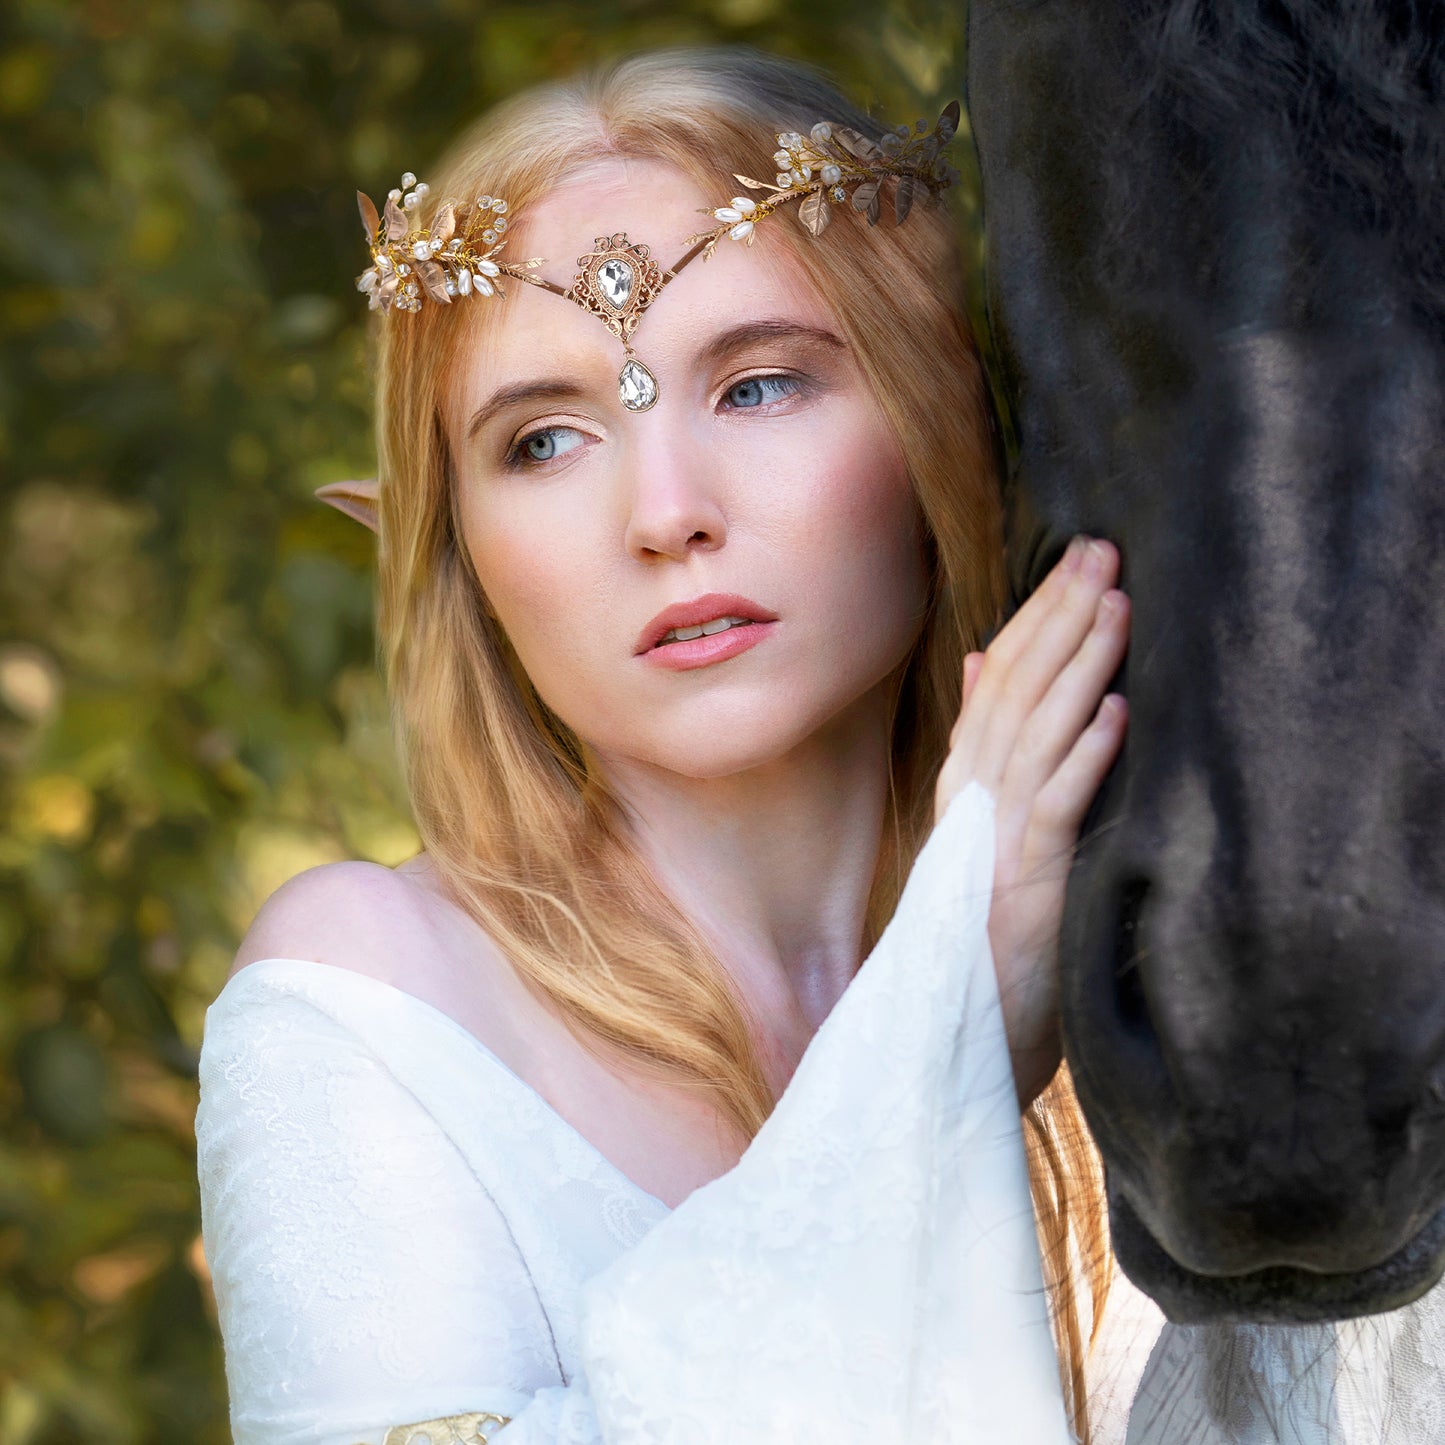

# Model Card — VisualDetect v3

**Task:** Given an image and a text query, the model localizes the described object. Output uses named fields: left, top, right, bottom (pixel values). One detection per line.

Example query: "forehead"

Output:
left=451, top=158, right=838, bottom=395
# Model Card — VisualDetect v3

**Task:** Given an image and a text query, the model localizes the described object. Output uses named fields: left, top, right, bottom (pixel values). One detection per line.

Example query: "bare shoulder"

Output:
left=225, top=858, right=443, bottom=992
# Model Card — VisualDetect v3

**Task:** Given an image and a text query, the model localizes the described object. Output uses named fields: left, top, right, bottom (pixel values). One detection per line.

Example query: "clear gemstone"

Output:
left=618, top=358, right=657, bottom=411
left=597, top=258, right=634, bottom=308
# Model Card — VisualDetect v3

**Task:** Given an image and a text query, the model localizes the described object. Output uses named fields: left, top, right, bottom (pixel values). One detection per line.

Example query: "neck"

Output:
left=593, top=686, right=898, bottom=1075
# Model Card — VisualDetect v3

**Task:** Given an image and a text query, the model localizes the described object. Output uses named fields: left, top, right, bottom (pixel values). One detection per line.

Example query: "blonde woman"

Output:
left=196, top=48, right=1135, bottom=1445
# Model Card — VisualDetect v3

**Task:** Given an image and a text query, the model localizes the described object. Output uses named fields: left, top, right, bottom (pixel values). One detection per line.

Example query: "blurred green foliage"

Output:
left=0, top=0, right=976, bottom=1439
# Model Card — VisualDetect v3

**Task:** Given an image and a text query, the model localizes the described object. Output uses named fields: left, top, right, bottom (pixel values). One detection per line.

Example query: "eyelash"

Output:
left=503, top=371, right=807, bottom=470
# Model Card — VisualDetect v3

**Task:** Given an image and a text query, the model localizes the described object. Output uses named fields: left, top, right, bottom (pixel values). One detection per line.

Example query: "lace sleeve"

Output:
left=198, top=781, right=1074, bottom=1445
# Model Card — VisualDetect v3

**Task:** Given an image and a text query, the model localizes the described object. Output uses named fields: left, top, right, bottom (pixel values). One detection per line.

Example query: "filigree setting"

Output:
left=566, top=233, right=666, bottom=347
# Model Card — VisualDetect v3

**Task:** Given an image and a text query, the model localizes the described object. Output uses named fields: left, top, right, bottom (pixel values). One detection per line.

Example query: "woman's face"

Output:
left=445, top=158, right=930, bottom=781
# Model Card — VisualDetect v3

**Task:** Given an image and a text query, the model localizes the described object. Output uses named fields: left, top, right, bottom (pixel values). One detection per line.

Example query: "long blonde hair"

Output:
left=370, top=46, right=1110, bottom=1438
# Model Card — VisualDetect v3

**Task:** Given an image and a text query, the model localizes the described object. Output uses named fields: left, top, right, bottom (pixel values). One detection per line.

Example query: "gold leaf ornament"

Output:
left=894, top=173, right=917, bottom=225
left=799, top=188, right=831, bottom=236
left=356, top=190, right=380, bottom=241
left=834, top=125, right=883, bottom=161
left=851, top=178, right=882, bottom=225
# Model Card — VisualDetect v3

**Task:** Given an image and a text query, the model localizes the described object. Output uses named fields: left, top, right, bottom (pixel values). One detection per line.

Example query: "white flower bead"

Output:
left=730, top=196, right=757, bottom=213
left=356, top=268, right=378, bottom=292
left=494, top=199, right=508, bottom=213
left=478, top=194, right=493, bottom=208
left=773, top=149, right=791, bottom=167
left=476, top=259, right=500, bottom=276
left=729, top=220, right=755, bottom=241
left=414, top=182, right=429, bottom=198
left=411, top=240, right=431, bottom=260
left=714, top=206, right=742, bottom=222
left=401, top=171, right=417, bottom=188
left=387, top=188, right=402, bottom=202
left=457, top=269, right=472, bottom=295
left=790, top=166, right=811, bottom=185
left=811, top=121, right=833, bottom=142
left=404, top=191, right=420, bottom=210
left=776, top=171, right=792, bottom=188
left=821, top=164, right=842, bottom=185
left=474, top=275, right=495, bottom=296
left=493, top=216, right=507, bottom=230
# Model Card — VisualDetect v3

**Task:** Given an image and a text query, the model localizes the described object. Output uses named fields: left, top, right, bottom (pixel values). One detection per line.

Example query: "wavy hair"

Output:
left=368, top=46, right=1110, bottom=1439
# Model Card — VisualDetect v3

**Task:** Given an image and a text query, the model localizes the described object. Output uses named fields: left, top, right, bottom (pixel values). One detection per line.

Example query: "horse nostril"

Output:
left=1113, top=874, right=1153, bottom=1037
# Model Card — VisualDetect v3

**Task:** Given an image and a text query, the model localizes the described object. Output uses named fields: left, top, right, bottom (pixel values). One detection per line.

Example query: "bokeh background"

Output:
left=0, top=0, right=981, bottom=1438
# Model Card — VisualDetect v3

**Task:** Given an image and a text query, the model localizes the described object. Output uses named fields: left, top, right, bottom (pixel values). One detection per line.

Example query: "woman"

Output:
left=196, top=47, right=1134, bottom=1445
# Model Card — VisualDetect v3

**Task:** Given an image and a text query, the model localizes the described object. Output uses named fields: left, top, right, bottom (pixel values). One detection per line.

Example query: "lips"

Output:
left=634, top=592, right=779, bottom=655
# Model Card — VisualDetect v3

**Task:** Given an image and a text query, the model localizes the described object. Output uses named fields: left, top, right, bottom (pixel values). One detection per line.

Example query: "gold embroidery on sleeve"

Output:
left=351, top=1410, right=512, bottom=1445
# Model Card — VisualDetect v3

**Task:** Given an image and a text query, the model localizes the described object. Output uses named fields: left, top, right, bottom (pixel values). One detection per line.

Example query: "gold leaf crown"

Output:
left=352, top=103, right=962, bottom=317
left=326, top=101, right=963, bottom=527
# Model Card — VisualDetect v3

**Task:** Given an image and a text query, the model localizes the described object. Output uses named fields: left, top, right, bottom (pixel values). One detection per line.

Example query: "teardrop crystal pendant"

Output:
left=597, top=258, right=635, bottom=309
left=619, top=357, right=658, bottom=411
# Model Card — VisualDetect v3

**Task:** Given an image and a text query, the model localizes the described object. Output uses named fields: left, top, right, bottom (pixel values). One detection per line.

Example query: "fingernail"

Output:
left=1062, top=536, right=1087, bottom=571
left=1084, top=539, right=1110, bottom=578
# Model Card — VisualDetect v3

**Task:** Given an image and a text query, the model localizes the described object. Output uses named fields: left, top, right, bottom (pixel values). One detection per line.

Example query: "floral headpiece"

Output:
left=327, top=104, right=961, bottom=530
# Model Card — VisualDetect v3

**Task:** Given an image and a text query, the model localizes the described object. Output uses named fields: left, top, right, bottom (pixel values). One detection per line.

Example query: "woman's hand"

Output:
left=934, top=536, right=1130, bottom=1108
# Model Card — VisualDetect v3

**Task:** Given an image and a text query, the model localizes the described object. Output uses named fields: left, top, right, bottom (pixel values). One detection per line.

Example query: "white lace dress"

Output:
left=195, top=778, right=1445, bottom=1445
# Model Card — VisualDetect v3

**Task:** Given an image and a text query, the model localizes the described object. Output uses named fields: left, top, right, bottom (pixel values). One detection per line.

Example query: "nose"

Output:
left=1069, top=821, right=1445, bottom=1280
left=622, top=419, right=728, bottom=563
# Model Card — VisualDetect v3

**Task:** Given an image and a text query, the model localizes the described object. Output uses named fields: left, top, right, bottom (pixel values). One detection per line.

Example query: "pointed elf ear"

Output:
left=313, top=479, right=379, bottom=534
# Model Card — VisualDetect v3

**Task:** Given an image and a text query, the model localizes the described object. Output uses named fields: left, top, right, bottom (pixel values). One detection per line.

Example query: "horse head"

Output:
left=969, top=0, right=1445, bottom=1322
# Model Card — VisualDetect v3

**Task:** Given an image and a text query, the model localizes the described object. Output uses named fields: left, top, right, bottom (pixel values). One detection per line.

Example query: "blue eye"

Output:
left=724, top=375, right=800, bottom=409
left=512, top=426, right=585, bottom=466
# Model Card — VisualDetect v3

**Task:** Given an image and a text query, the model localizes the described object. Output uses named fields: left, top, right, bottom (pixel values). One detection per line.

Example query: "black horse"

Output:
left=968, top=0, right=1445, bottom=1323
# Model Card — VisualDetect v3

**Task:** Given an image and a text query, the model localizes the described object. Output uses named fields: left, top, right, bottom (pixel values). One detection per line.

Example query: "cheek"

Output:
left=801, top=429, right=929, bottom=646
left=459, top=500, right=606, bottom=697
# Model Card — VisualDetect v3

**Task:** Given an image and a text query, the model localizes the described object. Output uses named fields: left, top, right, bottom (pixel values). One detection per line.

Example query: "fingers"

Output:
left=961, top=651, right=984, bottom=711
left=1002, top=589, right=1130, bottom=799
left=956, top=538, right=1121, bottom=788
left=1031, top=691, right=1128, bottom=841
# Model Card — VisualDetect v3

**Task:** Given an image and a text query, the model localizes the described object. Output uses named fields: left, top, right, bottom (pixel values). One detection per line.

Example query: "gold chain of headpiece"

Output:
left=352, top=102, right=961, bottom=317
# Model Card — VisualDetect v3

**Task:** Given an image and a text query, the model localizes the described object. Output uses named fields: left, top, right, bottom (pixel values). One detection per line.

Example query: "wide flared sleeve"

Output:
left=196, top=780, right=1074, bottom=1445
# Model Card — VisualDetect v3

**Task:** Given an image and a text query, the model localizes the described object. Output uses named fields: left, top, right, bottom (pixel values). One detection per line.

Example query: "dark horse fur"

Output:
left=968, top=0, right=1445, bottom=1322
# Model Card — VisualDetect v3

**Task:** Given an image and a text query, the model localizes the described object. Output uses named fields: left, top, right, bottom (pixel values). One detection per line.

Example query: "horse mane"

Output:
left=1101, top=0, right=1445, bottom=324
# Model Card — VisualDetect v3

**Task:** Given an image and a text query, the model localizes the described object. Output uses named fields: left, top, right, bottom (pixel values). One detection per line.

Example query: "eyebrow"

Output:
left=696, top=319, right=848, bottom=368
left=464, top=320, right=847, bottom=440
left=467, top=380, right=589, bottom=441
